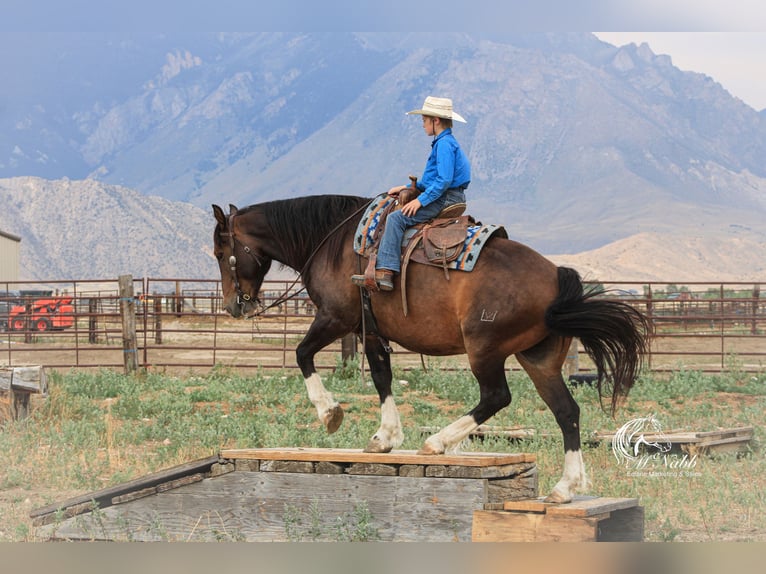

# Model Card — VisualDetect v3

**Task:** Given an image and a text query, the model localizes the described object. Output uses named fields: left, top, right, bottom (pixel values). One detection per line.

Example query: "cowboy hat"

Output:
left=406, top=96, right=466, bottom=123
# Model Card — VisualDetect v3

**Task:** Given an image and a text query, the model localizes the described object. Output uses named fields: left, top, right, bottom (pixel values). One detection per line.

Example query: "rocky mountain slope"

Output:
left=1, top=176, right=763, bottom=283
left=0, top=177, right=212, bottom=280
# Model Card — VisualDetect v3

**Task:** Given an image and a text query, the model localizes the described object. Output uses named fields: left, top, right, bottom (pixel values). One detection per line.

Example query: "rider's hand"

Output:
left=401, top=198, right=422, bottom=216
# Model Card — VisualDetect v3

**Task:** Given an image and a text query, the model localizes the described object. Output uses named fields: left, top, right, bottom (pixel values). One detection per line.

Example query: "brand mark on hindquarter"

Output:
left=480, top=309, right=498, bottom=322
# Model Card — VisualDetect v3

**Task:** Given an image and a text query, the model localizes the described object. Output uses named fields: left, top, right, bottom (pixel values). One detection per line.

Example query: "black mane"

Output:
left=243, top=195, right=371, bottom=272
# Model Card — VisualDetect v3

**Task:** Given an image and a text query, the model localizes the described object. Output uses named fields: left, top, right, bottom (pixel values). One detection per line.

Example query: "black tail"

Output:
left=545, top=267, right=652, bottom=414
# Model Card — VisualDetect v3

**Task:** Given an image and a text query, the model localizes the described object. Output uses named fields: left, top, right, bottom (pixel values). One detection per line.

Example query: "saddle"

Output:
left=360, top=177, right=472, bottom=315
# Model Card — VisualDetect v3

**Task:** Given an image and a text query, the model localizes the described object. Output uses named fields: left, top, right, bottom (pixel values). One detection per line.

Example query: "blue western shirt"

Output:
left=414, top=128, right=471, bottom=207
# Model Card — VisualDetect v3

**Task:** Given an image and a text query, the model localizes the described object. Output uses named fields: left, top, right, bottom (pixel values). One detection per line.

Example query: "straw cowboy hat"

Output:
left=406, top=96, right=467, bottom=123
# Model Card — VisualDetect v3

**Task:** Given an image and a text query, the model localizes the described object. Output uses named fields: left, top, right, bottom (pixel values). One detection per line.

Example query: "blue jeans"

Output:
left=376, top=189, right=466, bottom=273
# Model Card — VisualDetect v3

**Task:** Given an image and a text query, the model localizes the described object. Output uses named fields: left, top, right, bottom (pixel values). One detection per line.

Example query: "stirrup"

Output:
left=350, top=273, right=394, bottom=292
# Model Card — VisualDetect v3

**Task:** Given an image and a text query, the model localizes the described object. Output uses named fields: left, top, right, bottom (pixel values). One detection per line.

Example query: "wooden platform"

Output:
left=33, top=448, right=537, bottom=542
left=593, top=426, right=754, bottom=455
left=423, top=424, right=755, bottom=457
left=472, top=495, right=644, bottom=542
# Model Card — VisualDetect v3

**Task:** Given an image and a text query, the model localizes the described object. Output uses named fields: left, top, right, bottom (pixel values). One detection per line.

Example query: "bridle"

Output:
left=221, top=198, right=374, bottom=318
left=220, top=214, right=269, bottom=317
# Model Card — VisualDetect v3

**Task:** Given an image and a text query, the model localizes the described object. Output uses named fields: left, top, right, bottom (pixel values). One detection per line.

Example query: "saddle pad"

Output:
left=353, top=193, right=397, bottom=255
left=403, top=223, right=507, bottom=272
left=354, top=193, right=507, bottom=273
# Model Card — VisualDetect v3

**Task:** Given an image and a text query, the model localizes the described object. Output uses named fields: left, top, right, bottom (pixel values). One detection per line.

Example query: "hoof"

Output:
left=363, top=436, right=393, bottom=453
left=543, top=490, right=572, bottom=504
left=323, top=404, right=344, bottom=434
left=416, top=442, right=444, bottom=456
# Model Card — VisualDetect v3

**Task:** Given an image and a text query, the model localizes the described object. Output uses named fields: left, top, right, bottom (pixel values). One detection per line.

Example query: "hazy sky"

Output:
left=595, top=33, right=766, bottom=111
left=4, top=2, right=765, bottom=109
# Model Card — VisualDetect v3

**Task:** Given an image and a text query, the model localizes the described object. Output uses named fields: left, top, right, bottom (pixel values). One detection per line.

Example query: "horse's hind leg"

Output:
left=517, top=336, right=587, bottom=503
left=419, top=359, right=511, bottom=455
left=363, top=336, right=404, bottom=453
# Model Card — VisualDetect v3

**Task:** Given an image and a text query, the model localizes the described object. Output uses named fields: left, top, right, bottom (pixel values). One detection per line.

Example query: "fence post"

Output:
left=154, top=294, right=163, bottom=344
left=563, top=338, right=579, bottom=378
left=23, top=299, right=32, bottom=344
left=88, top=298, right=98, bottom=343
left=119, top=275, right=138, bottom=374
left=175, top=280, right=182, bottom=317
left=645, top=285, right=653, bottom=370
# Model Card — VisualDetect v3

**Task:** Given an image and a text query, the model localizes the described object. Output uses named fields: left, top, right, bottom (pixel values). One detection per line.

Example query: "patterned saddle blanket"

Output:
left=353, top=193, right=507, bottom=273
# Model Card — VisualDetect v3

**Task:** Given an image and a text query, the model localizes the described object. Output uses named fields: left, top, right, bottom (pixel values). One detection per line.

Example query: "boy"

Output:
left=354, top=96, right=471, bottom=291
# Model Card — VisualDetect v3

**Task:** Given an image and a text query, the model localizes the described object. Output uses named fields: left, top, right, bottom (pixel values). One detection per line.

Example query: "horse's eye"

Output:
left=215, top=252, right=224, bottom=261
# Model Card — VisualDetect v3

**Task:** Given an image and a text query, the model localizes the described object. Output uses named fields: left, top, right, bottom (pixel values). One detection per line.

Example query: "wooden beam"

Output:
left=220, top=447, right=535, bottom=466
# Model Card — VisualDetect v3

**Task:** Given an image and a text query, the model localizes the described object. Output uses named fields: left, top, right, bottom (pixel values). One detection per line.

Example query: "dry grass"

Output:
left=0, top=362, right=764, bottom=542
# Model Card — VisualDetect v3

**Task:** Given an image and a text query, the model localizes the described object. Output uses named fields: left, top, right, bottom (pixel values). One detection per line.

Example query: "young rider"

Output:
left=353, top=96, right=471, bottom=291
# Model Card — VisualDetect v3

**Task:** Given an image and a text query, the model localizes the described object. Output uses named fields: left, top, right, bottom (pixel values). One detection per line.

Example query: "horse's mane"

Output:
left=241, top=195, right=371, bottom=272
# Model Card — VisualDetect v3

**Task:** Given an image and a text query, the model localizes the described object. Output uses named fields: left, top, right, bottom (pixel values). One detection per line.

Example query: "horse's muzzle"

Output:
left=224, top=296, right=259, bottom=319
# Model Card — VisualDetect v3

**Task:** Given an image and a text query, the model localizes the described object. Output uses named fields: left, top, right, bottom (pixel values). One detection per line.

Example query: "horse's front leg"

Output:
left=296, top=315, right=347, bottom=434
left=363, top=336, right=403, bottom=453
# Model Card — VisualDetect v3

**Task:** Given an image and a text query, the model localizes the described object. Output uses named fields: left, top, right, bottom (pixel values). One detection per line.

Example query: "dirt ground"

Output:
left=2, top=315, right=764, bottom=375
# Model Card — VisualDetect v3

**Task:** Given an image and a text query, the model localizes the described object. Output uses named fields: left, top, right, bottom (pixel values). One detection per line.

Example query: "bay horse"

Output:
left=212, top=195, right=650, bottom=503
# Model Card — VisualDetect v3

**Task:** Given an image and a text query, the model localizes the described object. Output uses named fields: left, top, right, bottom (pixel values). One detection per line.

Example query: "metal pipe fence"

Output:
left=1, top=277, right=764, bottom=375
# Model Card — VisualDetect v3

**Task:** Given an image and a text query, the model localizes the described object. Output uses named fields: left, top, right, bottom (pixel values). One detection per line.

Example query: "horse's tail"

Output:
left=545, top=266, right=652, bottom=414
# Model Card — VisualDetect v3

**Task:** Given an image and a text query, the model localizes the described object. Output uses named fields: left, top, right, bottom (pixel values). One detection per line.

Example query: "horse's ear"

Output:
left=212, top=204, right=226, bottom=226
left=228, top=204, right=239, bottom=216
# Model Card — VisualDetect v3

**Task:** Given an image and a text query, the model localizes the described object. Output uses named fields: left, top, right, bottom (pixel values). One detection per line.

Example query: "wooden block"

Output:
left=472, top=510, right=600, bottom=542
left=476, top=496, right=644, bottom=542
left=597, top=505, right=645, bottom=541
left=209, top=462, right=234, bottom=477
left=398, top=465, right=424, bottom=478
left=503, top=495, right=640, bottom=517
left=156, top=473, right=206, bottom=493
left=347, top=462, right=398, bottom=476
left=259, top=460, right=314, bottom=473
left=234, top=459, right=260, bottom=472
left=11, top=366, right=47, bottom=394
left=486, top=471, right=538, bottom=504
left=315, top=461, right=344, bottom=475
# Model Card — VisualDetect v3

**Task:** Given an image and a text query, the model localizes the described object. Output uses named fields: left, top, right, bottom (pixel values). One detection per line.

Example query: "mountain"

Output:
left=0, top=177, right=212, bottom=280
left=549, top=228, right=766, bottom=283
left=1, top=33, right=765, bottom=280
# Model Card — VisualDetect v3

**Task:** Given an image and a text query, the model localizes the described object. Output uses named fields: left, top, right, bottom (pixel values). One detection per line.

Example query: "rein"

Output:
left=224, top=198, right=374, bottom=318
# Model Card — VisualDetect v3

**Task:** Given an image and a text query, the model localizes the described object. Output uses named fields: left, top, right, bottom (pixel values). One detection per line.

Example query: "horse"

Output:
left=212, top=194, right=651, bottom=503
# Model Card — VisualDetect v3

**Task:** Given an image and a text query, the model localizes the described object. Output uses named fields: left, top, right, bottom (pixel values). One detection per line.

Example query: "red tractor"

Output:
left=7, top=296, right=75, bottom=332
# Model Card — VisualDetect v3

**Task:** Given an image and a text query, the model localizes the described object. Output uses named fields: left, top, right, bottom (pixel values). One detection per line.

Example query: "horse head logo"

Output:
left=612, top=415, right=672, bottom=465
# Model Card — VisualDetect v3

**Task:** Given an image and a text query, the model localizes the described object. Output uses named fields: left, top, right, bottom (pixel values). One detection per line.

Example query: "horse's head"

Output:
left=212, top=204, right=272, bottom=318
